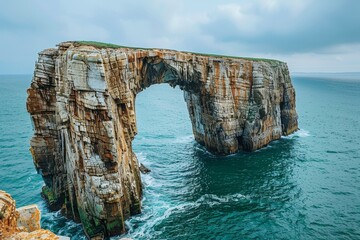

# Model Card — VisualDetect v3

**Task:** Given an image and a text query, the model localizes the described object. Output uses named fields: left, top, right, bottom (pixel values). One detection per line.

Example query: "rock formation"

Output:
left=0, top=190, right=68, bottom=239
left=26, top=41, right=298, bottom=238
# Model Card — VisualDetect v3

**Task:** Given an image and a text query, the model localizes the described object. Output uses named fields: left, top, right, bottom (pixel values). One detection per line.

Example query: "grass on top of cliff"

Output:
left=74, top=41, right=283, bottom=64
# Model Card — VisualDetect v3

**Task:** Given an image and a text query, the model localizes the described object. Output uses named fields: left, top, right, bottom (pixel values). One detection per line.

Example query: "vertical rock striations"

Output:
left=27, top=41, right=298, bottom=238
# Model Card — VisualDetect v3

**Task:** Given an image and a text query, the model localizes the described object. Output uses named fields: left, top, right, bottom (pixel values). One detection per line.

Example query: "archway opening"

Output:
left=133, top=83, right=194, bottom=173
left=129, top=83, right=202, bottom=231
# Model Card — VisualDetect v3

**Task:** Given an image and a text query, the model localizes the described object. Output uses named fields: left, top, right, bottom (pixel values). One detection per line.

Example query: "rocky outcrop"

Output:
left=26, top=41, right=298, bottom=238
left=0, top=191, right=18, bottom=238
left=0, top=190, right=67, bottom=239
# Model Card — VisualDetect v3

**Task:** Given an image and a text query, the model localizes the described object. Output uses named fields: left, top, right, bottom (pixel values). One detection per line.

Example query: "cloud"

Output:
left=287, top=44, right=360, bottom=72
left=200, top=0, right=360, bottom=54
left=0, top=0, right=359, bottom=73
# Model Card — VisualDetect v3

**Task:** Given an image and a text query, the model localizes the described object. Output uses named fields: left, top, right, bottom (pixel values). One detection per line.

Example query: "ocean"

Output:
left=0, top=73, right=359, bottom=239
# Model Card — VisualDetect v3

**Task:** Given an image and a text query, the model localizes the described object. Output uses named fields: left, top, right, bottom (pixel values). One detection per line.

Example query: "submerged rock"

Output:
left=139, top=163, right=151, bottom=174
left=26, top=41, right=298, bottom=238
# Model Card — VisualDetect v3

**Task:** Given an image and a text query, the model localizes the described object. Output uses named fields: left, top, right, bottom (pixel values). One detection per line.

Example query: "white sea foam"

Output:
left=282, top=129, right=310, bottom=139
left=124, top=202, right=187, bottom=239
left=142, top=175, right=163, bottom=188
left=173, top=135, right=195, bottom=143
left=297, top=129, right=310, bottom=137
left=197, top=193, right=249, bottom=205
left=136, top=152, right=147, bottom=162
left=123, top=192, right=250, bottom=239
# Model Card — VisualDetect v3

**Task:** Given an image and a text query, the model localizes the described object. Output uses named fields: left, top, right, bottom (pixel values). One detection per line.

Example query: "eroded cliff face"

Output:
left=27, top=42, right=298, bottom=238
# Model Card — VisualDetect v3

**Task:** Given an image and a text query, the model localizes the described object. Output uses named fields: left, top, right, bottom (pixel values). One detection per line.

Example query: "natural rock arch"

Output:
left=27, top=42, right=297, bottom=238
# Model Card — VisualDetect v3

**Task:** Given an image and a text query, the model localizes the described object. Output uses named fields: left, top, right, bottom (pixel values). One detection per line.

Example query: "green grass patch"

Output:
left=74, top=41, right=283, bottom=64
left=74, top=41, right=149, bottom=50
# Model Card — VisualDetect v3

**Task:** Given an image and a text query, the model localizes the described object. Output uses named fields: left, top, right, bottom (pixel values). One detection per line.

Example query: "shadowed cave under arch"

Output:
left=27, top=42, right=298, bottom=238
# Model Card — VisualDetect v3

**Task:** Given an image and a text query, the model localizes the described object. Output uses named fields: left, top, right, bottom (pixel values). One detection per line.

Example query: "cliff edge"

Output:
left=26, top=41, right=298, bottom=238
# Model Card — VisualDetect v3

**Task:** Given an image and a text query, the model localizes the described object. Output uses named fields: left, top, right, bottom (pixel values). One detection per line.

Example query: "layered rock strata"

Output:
left=27, top=41, right=298, bottom=238
left=0, top=190, right=67, bottom=239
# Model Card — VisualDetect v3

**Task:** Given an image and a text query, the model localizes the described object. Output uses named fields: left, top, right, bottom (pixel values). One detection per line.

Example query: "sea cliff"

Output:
left=26, top=41, right=298, bottom=238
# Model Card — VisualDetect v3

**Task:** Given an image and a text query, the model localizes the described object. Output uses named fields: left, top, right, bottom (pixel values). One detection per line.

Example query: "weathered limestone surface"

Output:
left=0, top=190, right=68, bottom=240
left=27, top=42, right=298, bottom=238
left=0, top=190, right=18, bottom=238
left=16, top=205, right=41, bottom=232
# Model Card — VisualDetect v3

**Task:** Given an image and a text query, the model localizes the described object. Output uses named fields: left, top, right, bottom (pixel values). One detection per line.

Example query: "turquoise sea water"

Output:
left=0, top=74, right=359, bottom=239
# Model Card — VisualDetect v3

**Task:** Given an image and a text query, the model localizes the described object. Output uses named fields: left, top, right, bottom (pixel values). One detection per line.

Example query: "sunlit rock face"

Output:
left=0, top=190, right=64, bottom=239
left=26, top=42, right=298, bottom=238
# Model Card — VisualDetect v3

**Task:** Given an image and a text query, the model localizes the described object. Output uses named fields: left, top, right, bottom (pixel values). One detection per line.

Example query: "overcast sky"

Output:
left=1, top=0, right=359, bottom=74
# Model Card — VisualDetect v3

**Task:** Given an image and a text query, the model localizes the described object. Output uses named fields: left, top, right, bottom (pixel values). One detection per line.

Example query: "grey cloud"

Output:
left=200, top=0, right=360, bottom=54
left=0, top=0, right=359, bottom=73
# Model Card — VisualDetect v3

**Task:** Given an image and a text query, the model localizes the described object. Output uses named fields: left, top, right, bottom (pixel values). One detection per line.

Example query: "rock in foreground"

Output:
left=0, top=190, right=67, bottom=240
left=26, top=41, right=298, bottom=238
